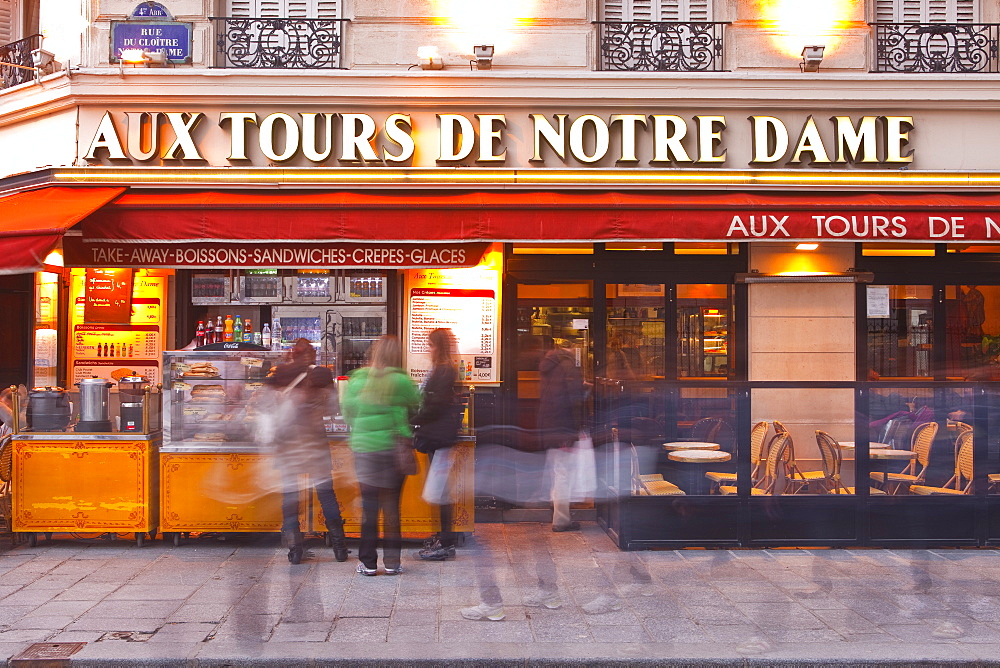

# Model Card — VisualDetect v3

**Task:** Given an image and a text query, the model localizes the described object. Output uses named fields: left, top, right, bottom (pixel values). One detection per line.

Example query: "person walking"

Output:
left=537, top=338, right=587, bottom=532
left=264, top=338, right=349, bottom=565
left=342, top=335, right=420, bottom=576
left=413, top=328, right=463, bottom=561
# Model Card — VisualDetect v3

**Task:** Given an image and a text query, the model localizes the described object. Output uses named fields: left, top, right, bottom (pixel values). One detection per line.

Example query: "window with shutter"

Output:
left=602, top=0, right=711, bottom=21
left=875, top=0, right=977, bottom=22
left=227, top=0, right=338, bottom=18
left=0, top=0, right=15, bottom=45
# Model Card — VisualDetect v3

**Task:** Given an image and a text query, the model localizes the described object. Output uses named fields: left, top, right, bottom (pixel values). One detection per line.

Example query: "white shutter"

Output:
left=657, top=0, right=711, bottom=21
left=0, top=0, right=16, bottom=44
left=631, top=0, right=653, bottom=21
left=227, top=0, right=337, bottom=18
left=876, top=0, right=978, bottom=22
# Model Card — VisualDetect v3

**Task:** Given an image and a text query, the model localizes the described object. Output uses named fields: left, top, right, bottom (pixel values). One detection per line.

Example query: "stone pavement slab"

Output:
left=1, top=526, right=1000, bottom=665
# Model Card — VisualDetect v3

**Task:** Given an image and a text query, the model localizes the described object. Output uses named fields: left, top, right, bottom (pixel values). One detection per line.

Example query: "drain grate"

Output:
left=11, top=642, right=86, bottom=666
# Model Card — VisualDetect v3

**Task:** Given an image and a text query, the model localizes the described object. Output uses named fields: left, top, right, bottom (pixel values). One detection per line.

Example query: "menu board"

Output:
left=69, top=270, right=168, bottom=388
left=404, top=245, right=502, bottom=384
left=84, top=268, right=133, bottom=324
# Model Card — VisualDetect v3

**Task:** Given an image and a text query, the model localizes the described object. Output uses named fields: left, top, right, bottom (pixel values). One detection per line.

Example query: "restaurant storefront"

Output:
left=6, top=90, right=1000, bottom=549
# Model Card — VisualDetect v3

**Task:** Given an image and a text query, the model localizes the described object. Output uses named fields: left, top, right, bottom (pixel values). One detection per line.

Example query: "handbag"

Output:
left=254, top=368, right=311, bottom=451
left=394, top=434, right=418, bottom=476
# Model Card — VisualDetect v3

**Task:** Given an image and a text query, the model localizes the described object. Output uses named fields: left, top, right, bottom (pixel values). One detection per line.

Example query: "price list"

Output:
left=408, top=288, right=497, bottom=383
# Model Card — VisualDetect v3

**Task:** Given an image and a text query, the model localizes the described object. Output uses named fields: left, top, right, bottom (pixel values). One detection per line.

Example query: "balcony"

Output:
left=595, top=21, right=727, bottom=72
left=210, top=17, right=348, bottom=69
left=1, top=34, right=41, bottom=90
left=873, top=22, right=1000, bottom=73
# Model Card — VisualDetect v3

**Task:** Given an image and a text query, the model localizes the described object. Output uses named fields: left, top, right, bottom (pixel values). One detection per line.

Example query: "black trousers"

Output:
left=358, top=482, right=403, bottom=569
left=281, top=470, right=344, bottom=535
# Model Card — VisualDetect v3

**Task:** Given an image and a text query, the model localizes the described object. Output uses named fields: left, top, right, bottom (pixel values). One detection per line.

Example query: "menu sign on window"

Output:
left=405, top=245, right=502, bottom=385
left=84, top=268, right=133, bottom=323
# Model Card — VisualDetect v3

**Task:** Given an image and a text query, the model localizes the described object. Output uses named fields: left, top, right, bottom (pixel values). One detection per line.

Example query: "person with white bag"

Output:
left=413, top=328, right=463, bottom=561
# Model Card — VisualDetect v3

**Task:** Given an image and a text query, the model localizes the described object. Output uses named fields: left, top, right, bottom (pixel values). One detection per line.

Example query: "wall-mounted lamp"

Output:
left=473, top=44, right=494, bottom=70
left=118, top=48, right=167, bottom=68
left=800, top=45, right=825, bottom=72
left=31, top=48, right=58, bottom=75
left=417, top=46, right=443, bottom=70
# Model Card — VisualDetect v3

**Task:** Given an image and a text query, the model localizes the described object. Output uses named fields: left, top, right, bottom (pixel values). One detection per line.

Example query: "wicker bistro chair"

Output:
left=720, top=432, right=792, bottom=496
left=869, top=421, right=939, bottom=494
left=912, top=430, right=973, bottom=495
left=687, top=417, right=724, bottom=443
left=625, top=432, right=685, bottom=496
left=705, top=421, right=768, bottom=493
left=769, top=422, right=826, bottom=493
left=814, top=430, right=888, bottom=496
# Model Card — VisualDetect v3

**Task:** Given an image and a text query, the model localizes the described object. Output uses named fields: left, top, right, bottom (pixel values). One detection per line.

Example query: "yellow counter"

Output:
left=159, top=439, right=475, bottom=543
left=12, top=433, right=160, bottom=547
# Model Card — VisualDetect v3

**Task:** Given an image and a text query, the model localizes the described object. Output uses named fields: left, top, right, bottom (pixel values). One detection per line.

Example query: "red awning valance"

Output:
left=0, top=186, right=126, bottom=273
left=80, top=189, right=1000, bottom=243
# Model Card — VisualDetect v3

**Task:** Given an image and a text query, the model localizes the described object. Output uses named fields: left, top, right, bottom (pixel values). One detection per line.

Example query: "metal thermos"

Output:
left=75, top=377, right=113, bottom=432
left=26, top=387, right=71, bottom=432
left=118, top=373, right=148, bottom=433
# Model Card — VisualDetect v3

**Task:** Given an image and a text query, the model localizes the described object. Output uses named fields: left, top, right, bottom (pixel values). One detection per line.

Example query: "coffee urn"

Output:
left=75, top=377, right=113, bottom=432
left=26, top=387, right=71, bottom=432
left=118, top=373, right=148, bottom=432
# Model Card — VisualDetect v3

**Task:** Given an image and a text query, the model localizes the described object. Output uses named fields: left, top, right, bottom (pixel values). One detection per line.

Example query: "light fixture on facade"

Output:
left=118, top=48, right=167, bottom=68
left=473, top=44, right=494, bottom=70
left=417, top=46, right=443, bottom=70
left=800, top=45, right=825, bottom=72
left=31, top=48, right=57, bottom=74
left=796, top=243, right=819, bottom=250
left=736, top=269, right=873, bottom=284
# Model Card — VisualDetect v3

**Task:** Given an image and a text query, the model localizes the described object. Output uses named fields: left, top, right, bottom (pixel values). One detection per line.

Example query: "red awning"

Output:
left=81, top=189, right=1000, bottom=243
left=0, top=186, right=126, bottom=273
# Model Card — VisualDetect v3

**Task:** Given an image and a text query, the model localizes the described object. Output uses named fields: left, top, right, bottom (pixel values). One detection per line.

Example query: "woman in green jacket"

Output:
left=342, top=335, right=420, bottom=576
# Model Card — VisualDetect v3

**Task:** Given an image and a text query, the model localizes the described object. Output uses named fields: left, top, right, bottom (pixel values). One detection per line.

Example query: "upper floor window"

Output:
left=874, top=0, right=977, bottom=23
left=601, top=0, right=712, bottom=22
left=227, top=0, right=339, bottom=18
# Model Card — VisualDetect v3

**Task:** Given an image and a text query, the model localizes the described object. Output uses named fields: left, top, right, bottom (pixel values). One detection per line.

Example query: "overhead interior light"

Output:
left=800, top=45, right=825, bottom=72
left=473, top=44, right=494, bottom=70
left=736, top=271, right=874, bottom=284
left=795, top=243, right=819, bottom=251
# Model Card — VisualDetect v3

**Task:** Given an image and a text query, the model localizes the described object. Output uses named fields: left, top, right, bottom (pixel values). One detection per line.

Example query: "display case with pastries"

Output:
left=162, top=349, right=287, bottom=452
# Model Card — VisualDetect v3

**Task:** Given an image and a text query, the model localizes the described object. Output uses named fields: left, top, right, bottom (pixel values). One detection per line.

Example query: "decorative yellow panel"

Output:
left=13, top=438, right=157, bottom=533
left=160, top=452, right=284, bottom=532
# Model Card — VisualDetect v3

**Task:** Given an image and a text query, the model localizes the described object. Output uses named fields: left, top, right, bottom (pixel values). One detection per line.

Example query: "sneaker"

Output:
left=423, top=533, right=441, bottom=549
left=581, top=595, right=622, bottom=615
left=417, top=545, right=456, bottom=561
left=552, top=521, right=581, bottom=533
left=523, top=591, right=562, bottom=609
left=384, top=565, right=404, bottom=575
left=461, top=602, right=506, bottom=621
left=356, top=563, right=378, bottom=576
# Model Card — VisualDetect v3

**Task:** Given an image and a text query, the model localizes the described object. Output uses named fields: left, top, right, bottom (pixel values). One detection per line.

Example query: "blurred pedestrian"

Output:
left=414, top=328, right=463, bottom=561
left=264, top=339, right=349, bottom=565
left=538, top=338, right=587, bottom=532
left=342, top=335, right=420, bottom=576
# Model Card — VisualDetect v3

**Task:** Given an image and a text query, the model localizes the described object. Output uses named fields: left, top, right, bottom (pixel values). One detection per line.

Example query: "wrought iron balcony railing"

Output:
left=1, top=34, right=42, bottom=90
left=595, top=21, right=727, bottom=72
left=210, top=17, right=348, bottom=69
left=873, top=22, right=1000, bottom=73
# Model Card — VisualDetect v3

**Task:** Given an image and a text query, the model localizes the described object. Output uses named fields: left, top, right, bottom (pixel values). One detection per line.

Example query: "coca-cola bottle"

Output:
left=215, top=316, right=224, bottom=343
left=195, top=321, right=206, bottom=347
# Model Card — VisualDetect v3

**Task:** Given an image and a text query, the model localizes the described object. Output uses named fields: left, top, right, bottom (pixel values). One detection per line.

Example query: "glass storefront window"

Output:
left=945, top=285, right=1000, bottom=381
left=606, top=284, right=665, bottom=379
left=511, top=243, right=594, bottom=255
left=867, top=284, right=934, bottom=379
left=674, top=242, right=737, bottom=255
left=677, top=284, right=731, bottom=378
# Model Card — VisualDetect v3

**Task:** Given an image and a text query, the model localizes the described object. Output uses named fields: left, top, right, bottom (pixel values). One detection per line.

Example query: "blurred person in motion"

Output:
left=413, top=328, right=464, bottom=561
left=538, top=337, right=588, bottom=532
left=342, top=335, right=420, bottom=576
left=265, top=338, right=349, bottom=565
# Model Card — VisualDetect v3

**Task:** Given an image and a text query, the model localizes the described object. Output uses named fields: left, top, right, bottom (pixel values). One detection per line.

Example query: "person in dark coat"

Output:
left=537, top=338, right=586, bottom=532
left=265, top=339, right=348, bottom=565
left=414, top=328, right=463, bottom=561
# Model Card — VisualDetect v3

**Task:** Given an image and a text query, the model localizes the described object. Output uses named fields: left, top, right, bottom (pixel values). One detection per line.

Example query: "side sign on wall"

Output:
left=111, top=2, right=191, bottom=64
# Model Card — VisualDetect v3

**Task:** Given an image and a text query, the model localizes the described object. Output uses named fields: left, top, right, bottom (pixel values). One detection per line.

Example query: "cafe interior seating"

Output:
left=771, top=422, right=825, bottom=493
left=719, top=432, right=792, bottom=496
left=621, top=430, right=685, bottom=496
left=814, top=430, right=887, bottom=496
left=911, top=430, right=973, bottom=496
left=705, top=420, right=767, bottom=493
left=869, top=421, right=939, bottom=494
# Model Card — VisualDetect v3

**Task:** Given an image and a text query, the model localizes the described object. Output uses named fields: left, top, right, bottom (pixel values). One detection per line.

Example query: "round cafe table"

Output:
left=667, top=450, right=731, bottom=495
left=838, top=442, right=891, bottom=450
left=868, top=449, right=917, bottom=491
left=663, top=441, right=720, bottom=452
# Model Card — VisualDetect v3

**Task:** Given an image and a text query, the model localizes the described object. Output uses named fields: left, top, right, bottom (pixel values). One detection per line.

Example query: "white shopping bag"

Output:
left=569, top=431, right=597, bottom=502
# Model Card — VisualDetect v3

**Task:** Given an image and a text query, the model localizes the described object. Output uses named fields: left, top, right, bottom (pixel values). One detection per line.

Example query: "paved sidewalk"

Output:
left=1, top=524, right=1000, bottom=665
